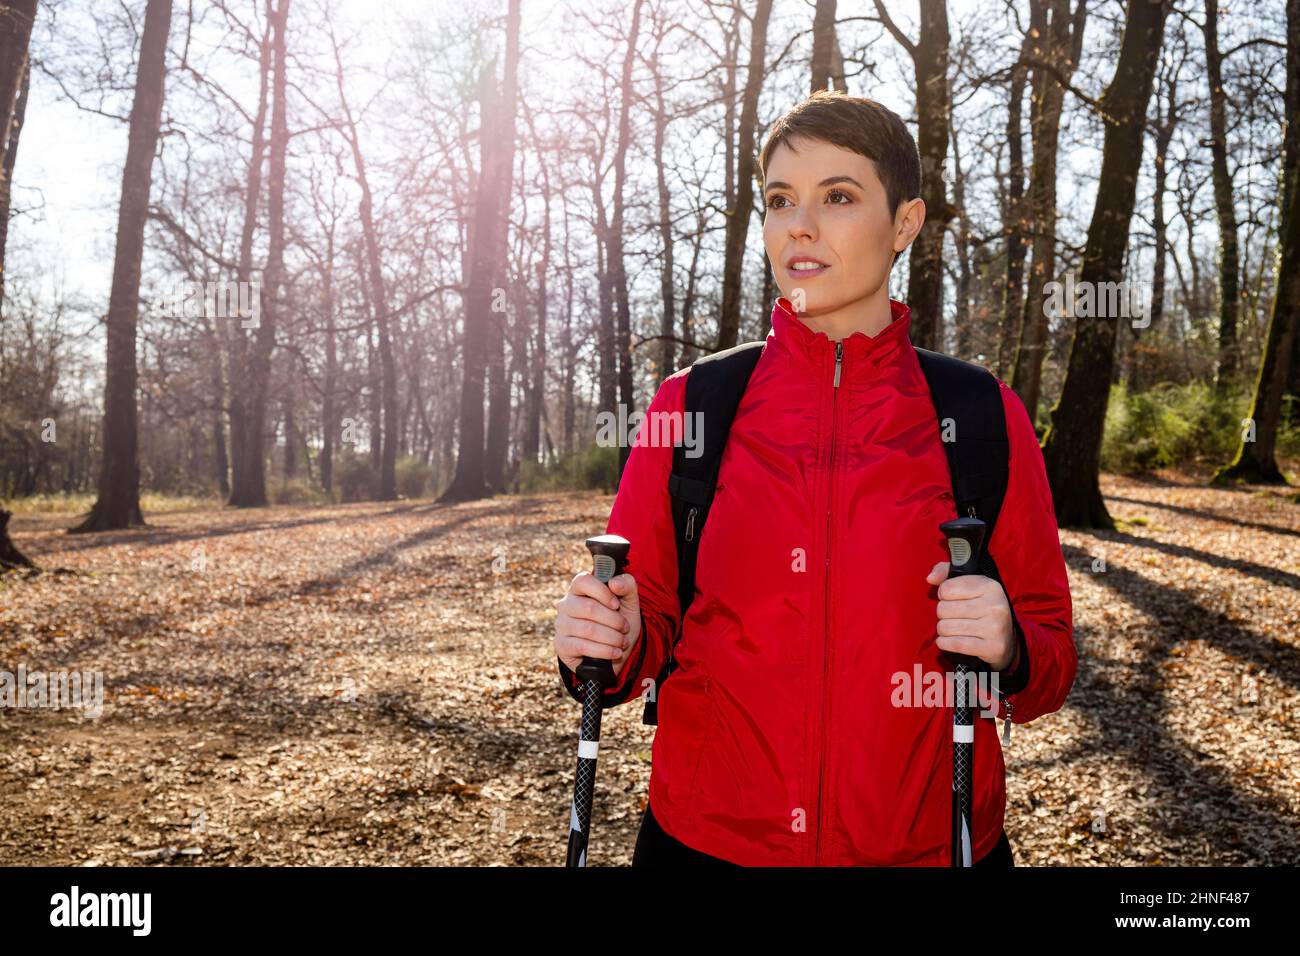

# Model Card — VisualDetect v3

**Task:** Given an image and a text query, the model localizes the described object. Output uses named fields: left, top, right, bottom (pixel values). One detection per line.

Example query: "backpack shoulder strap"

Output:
left=668, top=340, right=765, bottom=615
left=643, top=339, right=763, bottom=726
left=914, top=347, right=1010, bottom=581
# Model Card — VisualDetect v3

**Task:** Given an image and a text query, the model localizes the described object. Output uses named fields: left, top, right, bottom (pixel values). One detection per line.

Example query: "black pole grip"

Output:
left=579, top=534, right=631, bottom=686
left=565, top=533, right=631, bottom=867
left=939, top=516, right=986, bottom=868
left=938, top=517, right=987, bottom=669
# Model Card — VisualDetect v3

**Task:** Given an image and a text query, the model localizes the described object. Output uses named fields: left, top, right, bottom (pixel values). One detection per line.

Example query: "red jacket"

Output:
left=562, top=295, right=1076, bottom=865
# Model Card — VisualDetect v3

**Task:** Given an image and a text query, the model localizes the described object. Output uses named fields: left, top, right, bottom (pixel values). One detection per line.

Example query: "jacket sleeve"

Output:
left=557, top=370, right=687, bottom=709
left=985, top=379, right=1077, bottom=724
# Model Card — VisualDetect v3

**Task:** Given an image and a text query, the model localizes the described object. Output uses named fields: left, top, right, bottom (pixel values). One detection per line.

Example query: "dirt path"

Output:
left=1, top=476, right=1297, bottom=865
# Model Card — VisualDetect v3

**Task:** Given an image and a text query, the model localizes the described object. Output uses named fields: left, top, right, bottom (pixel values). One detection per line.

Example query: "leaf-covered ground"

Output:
left=1, top=474, right=1297, bottom=866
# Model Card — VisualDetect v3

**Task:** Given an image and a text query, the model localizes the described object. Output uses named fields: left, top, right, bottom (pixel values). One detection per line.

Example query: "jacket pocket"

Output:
left=685, top=675, right=715, bottom=810
left=656, top=664, right=715, bottom=814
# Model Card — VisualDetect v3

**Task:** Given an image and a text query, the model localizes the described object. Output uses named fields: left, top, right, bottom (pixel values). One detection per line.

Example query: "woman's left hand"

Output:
left=925, top=561, right=1018, bottom=672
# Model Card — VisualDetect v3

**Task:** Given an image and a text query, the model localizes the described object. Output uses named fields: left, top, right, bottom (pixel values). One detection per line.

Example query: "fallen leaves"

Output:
left=0, top=479, right=1295, bottom=866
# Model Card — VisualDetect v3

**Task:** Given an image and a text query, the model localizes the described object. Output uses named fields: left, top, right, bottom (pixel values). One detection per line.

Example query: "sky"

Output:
left=7, top=0, right=1268, bottom=345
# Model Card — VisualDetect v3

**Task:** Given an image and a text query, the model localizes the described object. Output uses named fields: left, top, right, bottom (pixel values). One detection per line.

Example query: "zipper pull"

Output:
left=685, top=505, right=697, bottom=541
left=833, top=341, right=843, bottom=387
left=1001, top=694, right=1014, bottom=744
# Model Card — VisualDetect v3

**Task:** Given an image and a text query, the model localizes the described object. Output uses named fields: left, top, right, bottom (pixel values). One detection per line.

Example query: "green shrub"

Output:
left=273, top=477, right=330, bottom=506
left=1280, top=395, right=1300, bottom=459
left=335, top=449, right=377, bottom=502
left=1102, top=380, right=1249, bottom=473
left=518, top=443, right=619, bottom=493
left=396, top=455, right=433, bottom=499
left=4, top=492, right=222, bottom=515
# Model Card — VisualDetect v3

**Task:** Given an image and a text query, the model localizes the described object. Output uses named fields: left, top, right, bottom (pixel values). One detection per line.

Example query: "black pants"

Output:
left=631, top=801, right=1014, bottom=867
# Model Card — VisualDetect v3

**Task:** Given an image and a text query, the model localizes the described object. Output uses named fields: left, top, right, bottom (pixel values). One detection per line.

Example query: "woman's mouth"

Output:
left=788, top=258, right=829, bottom=277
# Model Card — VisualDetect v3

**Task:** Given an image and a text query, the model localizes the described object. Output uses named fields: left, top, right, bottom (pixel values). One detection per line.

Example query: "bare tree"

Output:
left=442, top=0, right=521, bottom=502
left=811, top=0, right=847, bottom=94
left=716, top=0, right=773, bottom=351
left=1010, top=0, right=1086, bottom=422
left=1041, top=0, right=1172, bottom=528
left=0, top=0, right=36, bottom=319
left=226, top=0, right=274, bottom=507
left=874, top=0, right=952, bottom=352
left=1203, top=0, right=1241, bottom=392
left=331, top=18, right=399, bottom=500
left=72, top=0, right=173, bottom=533
left=608, top=0, right=644, bottom=477
left=1214, top=0, right=1299, bottom=485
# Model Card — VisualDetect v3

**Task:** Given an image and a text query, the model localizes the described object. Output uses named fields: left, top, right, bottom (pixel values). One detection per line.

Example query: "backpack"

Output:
left=641, top=340, right=1010, bottom=726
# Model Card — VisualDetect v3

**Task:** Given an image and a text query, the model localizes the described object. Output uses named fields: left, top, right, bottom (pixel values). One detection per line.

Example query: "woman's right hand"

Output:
left=554, top=570, right=642, bottom=677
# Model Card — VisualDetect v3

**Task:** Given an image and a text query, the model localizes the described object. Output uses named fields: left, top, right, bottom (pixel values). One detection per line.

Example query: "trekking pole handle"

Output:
left=939, top=516, right=987, bottom=664
left=564, top=534, right=630, bottom=867
left=940, top=516, right=986, bottom=868
left=580, top=535, right=631, bottom=686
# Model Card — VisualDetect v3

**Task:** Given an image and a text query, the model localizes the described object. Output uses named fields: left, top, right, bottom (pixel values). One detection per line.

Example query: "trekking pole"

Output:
left=565, top=533, right=631, bottom=868
left=939, top=516, right=987, bottom=868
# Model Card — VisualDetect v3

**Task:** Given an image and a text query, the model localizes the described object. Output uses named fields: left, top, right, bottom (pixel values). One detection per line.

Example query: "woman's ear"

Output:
left=893, top=197, right=926, bottom=254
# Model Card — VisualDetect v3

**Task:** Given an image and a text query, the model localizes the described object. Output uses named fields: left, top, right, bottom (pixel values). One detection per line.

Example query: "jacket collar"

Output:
left=768, top=294, right=913, bottom=380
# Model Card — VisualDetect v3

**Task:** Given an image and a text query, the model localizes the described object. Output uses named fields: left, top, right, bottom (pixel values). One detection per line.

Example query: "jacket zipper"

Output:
left=814, top=340, right=843, bottom=864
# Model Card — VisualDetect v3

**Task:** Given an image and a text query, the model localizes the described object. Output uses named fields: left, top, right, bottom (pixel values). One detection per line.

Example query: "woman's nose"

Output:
left=787, top=202, right=817, bottom=239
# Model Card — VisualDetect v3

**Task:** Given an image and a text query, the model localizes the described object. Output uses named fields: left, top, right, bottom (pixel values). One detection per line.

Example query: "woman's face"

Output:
left=762, top=135, right=923, bottom=317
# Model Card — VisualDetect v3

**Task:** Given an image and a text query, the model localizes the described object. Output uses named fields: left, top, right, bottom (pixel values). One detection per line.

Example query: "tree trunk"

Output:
left=366, top=318, right=380, bottom=475
left=879, top=0, right=952, bottom=352
left=997, top=12, right=1032, bottom=380
left=1203, top=0, right=1241, bottom=393
left=1214, top=0, right=1299, bottom=484
left=235, top=0, right=288, bottom=508
left=484, top=285, right=509, bottom=492
left=335, top=36, right=397, bottom=499
left=282, top=375, right=297, bottom=481
left=0, top=508, right=36, bottom=571
left=811, top=0, right=846, bottom=93
left=320, top=230, right=337, bottom=494
left=71, top=0, right=172, bottom=533
left=717, top=0, right=773, bottom=350
left=609, top=0, right=643, bottom=477
left=1284, top=0, right=1300, bottom=426
left=441, top=0, right=520, bottom=502
left=0, top=0, right=36, bottom=320
left=651, top=27, right=676, bottom=383
left=950, top=119, right=972, bottom=356
left=562, top=209, right=576, bottom=456
left=521, top=101, right=551, bottom=464
left=226, top=0, right=272, bottom=507
left=206, top=316, right=230, bottom=495
left=1040, top=0, right=1170, bottom=528
left=1138, top=60, right=1179, bottom=394
left=1012, top=0, right=1085, bottom=422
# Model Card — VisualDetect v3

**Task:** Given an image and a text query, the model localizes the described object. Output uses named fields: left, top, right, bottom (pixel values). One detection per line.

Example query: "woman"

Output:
left=553, top=91, right=1075, bottom=866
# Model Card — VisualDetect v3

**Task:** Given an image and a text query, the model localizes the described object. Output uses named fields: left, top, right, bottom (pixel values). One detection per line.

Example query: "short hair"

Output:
left=758, top=90, right=921, bottom=223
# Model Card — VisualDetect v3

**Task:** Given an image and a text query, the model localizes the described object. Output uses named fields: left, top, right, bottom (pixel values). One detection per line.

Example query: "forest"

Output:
left=0, top=0, right=1297, bottom=870
left=0, top=0, right=1293, bottom=531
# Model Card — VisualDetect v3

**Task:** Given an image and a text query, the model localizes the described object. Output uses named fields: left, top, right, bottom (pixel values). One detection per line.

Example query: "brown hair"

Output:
left=758, top=90, right=921, bottom=222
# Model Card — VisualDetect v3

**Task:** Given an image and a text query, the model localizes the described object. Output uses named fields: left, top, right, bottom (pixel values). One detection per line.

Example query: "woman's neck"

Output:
left=794, top=290, right=894, bottom=341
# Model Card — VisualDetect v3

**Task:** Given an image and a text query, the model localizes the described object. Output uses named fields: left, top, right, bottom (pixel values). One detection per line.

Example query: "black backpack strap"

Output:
left=643, top=340, right=764, bottom=726
left=914, top=347, right=1010, bottom=567
left=915, top=347, right=1024, bottom=690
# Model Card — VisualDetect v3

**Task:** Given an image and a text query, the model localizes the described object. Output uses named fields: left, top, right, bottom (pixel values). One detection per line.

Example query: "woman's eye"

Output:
left=827, top=189, right=851, bottom=204
left=766, top=194, right=789, bottom=209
